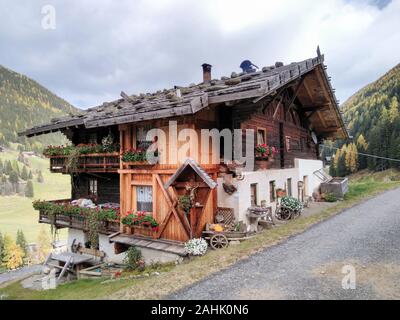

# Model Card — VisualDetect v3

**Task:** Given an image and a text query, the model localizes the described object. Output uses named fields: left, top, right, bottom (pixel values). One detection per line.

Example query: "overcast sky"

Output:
left=0, top=0, right=399, bottom=109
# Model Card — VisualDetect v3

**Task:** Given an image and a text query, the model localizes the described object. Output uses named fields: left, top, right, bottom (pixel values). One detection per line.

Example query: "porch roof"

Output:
left=164, top=159, right=217, bottom=189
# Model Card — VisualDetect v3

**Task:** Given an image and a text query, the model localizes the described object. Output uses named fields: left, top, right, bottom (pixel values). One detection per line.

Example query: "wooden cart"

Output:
left=202, top=230, right=255, bottom=249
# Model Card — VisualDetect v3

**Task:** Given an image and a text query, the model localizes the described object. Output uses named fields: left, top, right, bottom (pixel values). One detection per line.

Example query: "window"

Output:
left=257, top=128, right=266, bottom=145
left=136, top=186, right=153, bottom=212
left=287, top=178, right=292, bottom=197
left=89, top=178, right=98, bottom=197
left=250, top=184, right=258, bottom=206
left=269, top=181, right=276, bottom=202
left=136, top=126, right=153, bottom=150
left=88, top=133, right=97, bottom=144
left=285, top=136, right=291, bottom=152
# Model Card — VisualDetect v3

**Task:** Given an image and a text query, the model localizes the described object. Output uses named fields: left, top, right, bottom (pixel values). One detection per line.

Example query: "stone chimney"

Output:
left=202, top=63, right=212, bottom=83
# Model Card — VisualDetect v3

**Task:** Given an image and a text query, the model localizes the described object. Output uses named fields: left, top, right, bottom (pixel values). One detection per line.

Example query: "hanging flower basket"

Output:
left=255, top=144, right=279, bottom=160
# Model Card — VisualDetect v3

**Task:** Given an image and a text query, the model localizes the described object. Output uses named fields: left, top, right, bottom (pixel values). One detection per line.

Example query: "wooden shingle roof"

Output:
left=19, top=52, right=348, bottom=139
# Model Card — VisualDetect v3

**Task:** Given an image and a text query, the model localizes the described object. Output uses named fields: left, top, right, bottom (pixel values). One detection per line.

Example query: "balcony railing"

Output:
left=49, top=153, right=120, bottom=173
left=35, top=200, right=120, bottom=235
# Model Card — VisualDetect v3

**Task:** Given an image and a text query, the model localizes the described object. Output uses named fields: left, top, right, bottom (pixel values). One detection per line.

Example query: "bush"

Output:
left=123, top=246, right=144, bottom=271
left=184, top=238, right=208, bottom=256
left=324, top=193, right=338, bottom=202
left=280, top=196, right=303, bottom=212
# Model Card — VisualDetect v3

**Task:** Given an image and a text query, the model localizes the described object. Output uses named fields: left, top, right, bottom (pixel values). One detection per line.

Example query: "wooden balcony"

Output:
left=49, top=153, right=120, bottom=173
left=37, top=200, right=120, bottom=235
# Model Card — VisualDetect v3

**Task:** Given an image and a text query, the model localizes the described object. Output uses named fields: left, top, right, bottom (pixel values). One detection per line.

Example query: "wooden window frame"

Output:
left=287, top=178, right=292, bottom=197
left=269, top=180, right=276, bottom=203
left=88, top=178, right=98, bottom=197
left=257, top=128, right=267, bottom=145
left=250, top=183, right=258, bottom=207
left=135, top=185, right=153, bottom=213
left=136, top=125, right=153, bottom=150
left=285, top=136, right=291, bottom=152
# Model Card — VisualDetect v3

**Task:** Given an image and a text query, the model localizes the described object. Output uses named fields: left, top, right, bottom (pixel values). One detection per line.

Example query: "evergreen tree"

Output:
left=37, top=170, right=44, bottom=183
left=11, top=160, right=20, bottom=177
left=329, top=160, right=336, bottom=177
left=8, top=170, right=19, bottom=193
left=336, top=148, right=347, bottom=177
left=0, top=158, right=3, bottom=174
left=16, top=230, right=28, bottom=257
left=21, top=165, right=29, bottom=180
left=2, top=234, right=24, bottom=270
left=388, top=96, right=399, bottom=123
left=17, top=152, right=25, bottom=164
left=5, top=160, right=13, bottom=175
left=333, top=149, right=340, bottom=175
left=25, top=180, right=34, bottom=198
left=28, top=170, right=33, bottom=180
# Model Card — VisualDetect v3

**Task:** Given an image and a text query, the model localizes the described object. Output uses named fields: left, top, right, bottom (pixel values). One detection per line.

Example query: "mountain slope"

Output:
left=342, top=63, right=400, bottom=137
left=342, top=63, right=400, bottom=170
left=0, top=65, right=78, bottom=150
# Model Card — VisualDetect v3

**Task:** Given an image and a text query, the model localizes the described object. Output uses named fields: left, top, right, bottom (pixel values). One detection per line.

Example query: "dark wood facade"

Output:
left=72, top=173, right=120, bottom=204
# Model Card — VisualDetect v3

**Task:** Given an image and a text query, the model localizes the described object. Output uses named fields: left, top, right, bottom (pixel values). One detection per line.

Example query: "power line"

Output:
left=321, top=145, right=400, bottom=163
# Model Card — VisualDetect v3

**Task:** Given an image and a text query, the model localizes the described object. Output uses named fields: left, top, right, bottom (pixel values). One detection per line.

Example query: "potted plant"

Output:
left=255, top=144, right=279, bottom=160
left=276, top=188, right=287, bottom=198
left=178, top=195, right=192, bottom=214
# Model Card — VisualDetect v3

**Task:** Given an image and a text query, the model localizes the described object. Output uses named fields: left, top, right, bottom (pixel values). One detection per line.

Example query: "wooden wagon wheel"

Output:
left=210, top=234, right=229, bottom=249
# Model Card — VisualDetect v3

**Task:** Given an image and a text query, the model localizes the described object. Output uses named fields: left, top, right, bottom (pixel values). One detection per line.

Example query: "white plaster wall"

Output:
left=295, top=159, right=324, bottom=196
left=67, top=229, right=86, bottom=248
left=217, top=158, right=324, bottom=224
left=99, top=234, right=125, bottom=264
left=67, top=230, right=181, bottom=264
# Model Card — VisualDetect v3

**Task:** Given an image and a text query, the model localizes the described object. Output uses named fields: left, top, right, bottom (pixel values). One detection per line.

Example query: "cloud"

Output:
left=0, top=0, right=399, bottom=108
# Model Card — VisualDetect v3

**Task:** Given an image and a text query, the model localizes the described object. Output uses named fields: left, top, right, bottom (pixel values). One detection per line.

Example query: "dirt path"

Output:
left=0, top=265, right=42, bottom=287
left=169, top=188, right=400, bottom=300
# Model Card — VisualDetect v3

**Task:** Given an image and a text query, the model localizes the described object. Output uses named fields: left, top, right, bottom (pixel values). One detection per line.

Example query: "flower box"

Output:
left=133, top=225, right=158, bottom=238
left=124, top=225, right=157, bottom=238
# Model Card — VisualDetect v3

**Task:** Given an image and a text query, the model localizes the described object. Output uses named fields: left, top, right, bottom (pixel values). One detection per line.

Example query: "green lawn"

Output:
left=0, top=149, right=70, bottom=242
left=0, top=264, right=175, bottom=300
left=1, top=171, right=399, bottom=300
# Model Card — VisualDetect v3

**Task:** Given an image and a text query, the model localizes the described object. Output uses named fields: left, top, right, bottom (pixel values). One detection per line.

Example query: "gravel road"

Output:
left=169, top=188, right=400, bottom=300
left=0, top=265, right=42, bottom=286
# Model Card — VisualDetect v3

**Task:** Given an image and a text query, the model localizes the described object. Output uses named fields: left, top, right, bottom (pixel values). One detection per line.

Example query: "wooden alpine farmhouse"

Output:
left=21, top=49, right=348, bottom=263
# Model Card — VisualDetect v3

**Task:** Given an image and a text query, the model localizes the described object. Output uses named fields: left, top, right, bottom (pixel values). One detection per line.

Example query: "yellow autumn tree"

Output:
left=2, top=234, right=24, bottom=270
left=348, top=143, right=359, bottom=173
left=36, top=226, right=52, bottom=263
left=333, top=148, right=341, bottom=172
left=356, top=134, right=368, bottom=150
left=356, top=134, right=368, bottom=170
